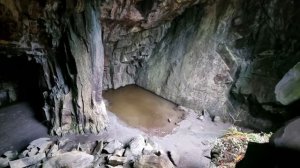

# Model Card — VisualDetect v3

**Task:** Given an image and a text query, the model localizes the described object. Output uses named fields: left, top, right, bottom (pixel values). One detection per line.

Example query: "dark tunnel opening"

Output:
left=0, top=55, right=45, bottom=122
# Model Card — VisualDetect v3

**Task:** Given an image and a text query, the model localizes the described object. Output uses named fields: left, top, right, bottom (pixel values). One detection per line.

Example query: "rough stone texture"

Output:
left=136, top=0, right=300, bottom=130
left=43, top=151, right=94, bottom=168
left=134, top=154, right=175, bottom=168
left=9, top=153, right=45, bottom=168
left=275, top=62, right=300, bottom=105
left=0, top=0, right=108, bottom=135
left=137, top=3, right=232, bottom=120
left=0, top=0, right=300, bottom=133
left=100, top=0, right=200, bottom=89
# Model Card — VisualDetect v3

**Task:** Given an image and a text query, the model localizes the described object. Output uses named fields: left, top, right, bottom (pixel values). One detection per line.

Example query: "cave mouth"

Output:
left=103, top=84, right=185, bottom=136
left=0, top=55, right=45, bottom=122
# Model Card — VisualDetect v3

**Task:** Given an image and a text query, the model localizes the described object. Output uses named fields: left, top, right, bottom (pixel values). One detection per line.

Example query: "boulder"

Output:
left=27, top=147, right=38, bottom=156
left=134, top=154, right=175, bottom=168
left=108, top=156, right=126, bottom=166
left=104, top=140, right=124, bottom=154
left=9, top=153, right=46, bottom=168
left=0, top=157, right=9, bottom=167
left=46, top=144, right=59, bottom=157
left=114, top=149, right=125, bottom=157
left=129, top=136, right=146, bottom=156
left=275, top=62, right=300, bottom=105
left=27, top=137, right=53, bottom=154
left=270, top=117, right=300, bottom=151
left=3, top=151, right=18, bottom=160
left=43, top=151, right=94, bottom=168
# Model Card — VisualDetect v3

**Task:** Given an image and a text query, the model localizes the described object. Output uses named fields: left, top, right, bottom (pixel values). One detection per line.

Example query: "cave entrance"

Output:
left=0, top=55, right=49, bottom=154
left=0, top=55, right=45, bottom=121
left=103, top=84, right=185, bottom=136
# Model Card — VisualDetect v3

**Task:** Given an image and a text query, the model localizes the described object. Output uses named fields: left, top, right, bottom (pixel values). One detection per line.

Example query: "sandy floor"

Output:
left=0, top=102, right=48, bottom=155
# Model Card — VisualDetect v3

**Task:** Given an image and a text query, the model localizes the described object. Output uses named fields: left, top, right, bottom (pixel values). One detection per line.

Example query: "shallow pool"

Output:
left=103, top=85, right=184, bottom=136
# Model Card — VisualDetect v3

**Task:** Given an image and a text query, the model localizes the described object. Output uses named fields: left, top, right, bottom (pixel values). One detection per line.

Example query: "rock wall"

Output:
left=100, top=0, right=200, bottom=89
left=103, top=0, right=300, bottom=130
left=137, top=0, right=300, bottom=130
left=137, top=3, right=233, bottom=120
left=0, top=0, right=107, bottom=135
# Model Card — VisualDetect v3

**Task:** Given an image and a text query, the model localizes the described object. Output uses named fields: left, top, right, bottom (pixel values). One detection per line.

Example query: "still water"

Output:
left=103, top=85, right=184, bottom=136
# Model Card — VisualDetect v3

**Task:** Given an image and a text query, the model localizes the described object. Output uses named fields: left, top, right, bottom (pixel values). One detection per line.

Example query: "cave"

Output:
left=0, top=0, right=300, bottom=168
left=0, top=55, right=44, bottom=115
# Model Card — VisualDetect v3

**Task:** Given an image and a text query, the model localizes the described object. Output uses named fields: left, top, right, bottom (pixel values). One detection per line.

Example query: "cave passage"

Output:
left=0, top=56, right=48, bottom=154
left=0, top=55, right=45, bottom=121
left=103, top=85, right=185, bottom=136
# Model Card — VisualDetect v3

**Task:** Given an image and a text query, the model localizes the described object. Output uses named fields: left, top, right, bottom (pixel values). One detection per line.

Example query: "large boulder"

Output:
left=270, top=117, right=300, bottom=151
left=275, top=62, right=300, bottom=105
left=134, top=154, right=175, bottom=168
left=43, top=151, right=94, bottom=168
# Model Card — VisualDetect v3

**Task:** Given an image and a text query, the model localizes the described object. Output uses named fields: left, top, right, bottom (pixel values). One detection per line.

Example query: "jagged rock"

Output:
left=27, top=138, right=51, bottom=149
left=9, top=153, right=45, bottom=168
left=114, top=149, right=125, bottom=157
left=134, top=154, right=175, bottom=168
left=93, top=154, right=108, bottom=167
left=275, top=62, right=300, bottom=105
left=104, top=140, right=124, bottom=154
left=43, top=151, right=94, bottom=168
left=124, top=147, right=134, bottom=161
left=128, top=136, right=146, bottom=156
left=79, top=142, right=97, bottom=154
left=3, top=151, right=18, bottom=160
left=142, top=143, right=154, bottom=155
left=92, top=141, right=104, bottom=155
left=46, top=144, right=59, bottom=157
left=27, top=148, right=38, bottom=157
left=19, top=150, right=29, bottom=158
left=0, top=157, right=9, bottom=167
left=108, top=156, right=126, bottom=166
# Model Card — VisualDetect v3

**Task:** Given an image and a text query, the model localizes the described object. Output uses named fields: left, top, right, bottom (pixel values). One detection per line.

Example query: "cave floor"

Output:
left=0, top=102, right=48, bottom=155
left=0, top=102, right=231, bottom=167
left=65, top=111, right=232, bottom=168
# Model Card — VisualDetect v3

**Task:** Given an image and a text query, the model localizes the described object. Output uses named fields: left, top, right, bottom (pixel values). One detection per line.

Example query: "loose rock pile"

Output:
left=0, top=135, right=176, bottom=168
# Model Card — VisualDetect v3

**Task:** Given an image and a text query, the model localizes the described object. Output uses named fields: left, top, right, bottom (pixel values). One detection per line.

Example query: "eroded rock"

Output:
left=9, top=153, right=45, bottom=168
left=134, top=154, right=175, bottom=168
left=43, top=151, right=94, bottom=168
left=275, top=62, right=300, bottom=105
left=104, top=140, right=124, bottom=154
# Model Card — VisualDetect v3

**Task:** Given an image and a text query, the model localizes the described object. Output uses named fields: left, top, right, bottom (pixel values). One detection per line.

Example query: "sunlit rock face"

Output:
left=0, top=0, right=108, bottom=135
left=103, top=0, right=300, bottom=130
